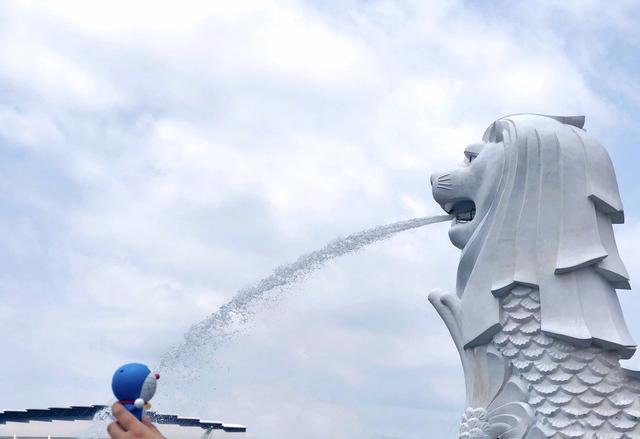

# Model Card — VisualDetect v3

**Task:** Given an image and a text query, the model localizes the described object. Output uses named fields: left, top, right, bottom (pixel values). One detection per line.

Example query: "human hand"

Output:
left=107, top=403, right=166, bottom=439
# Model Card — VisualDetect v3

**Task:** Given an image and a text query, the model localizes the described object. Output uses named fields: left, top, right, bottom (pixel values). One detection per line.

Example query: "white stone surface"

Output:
left=429, top=114, right=640, bottom=438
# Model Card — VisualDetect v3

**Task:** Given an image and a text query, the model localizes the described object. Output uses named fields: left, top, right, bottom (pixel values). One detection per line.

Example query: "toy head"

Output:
left=112, top=363, right=160, bottom=404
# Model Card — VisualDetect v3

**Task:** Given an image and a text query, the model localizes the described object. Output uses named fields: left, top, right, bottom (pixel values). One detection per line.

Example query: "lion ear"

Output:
left=482, top=120, right=510, bottom=143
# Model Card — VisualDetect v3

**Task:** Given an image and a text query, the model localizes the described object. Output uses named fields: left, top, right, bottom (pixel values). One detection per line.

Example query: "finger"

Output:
left=142, top=415, right=161, bottom=433
left=112, top=402, right=140, bottom=432
left=107, top=421, right=126, bottom=439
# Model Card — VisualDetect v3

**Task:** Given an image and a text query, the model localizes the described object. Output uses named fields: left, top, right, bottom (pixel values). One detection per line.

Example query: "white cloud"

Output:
left=0, top=107, right=63, bottom=150
left=0, top=0, right=639, bottom=437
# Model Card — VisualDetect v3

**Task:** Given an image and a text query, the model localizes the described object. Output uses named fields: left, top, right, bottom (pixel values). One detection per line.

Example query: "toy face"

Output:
left=140, top=372, right=159, bottom=401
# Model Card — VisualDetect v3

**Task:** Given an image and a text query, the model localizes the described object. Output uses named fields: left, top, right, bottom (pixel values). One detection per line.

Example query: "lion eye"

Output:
left=464, top=143, right=484, bottom=163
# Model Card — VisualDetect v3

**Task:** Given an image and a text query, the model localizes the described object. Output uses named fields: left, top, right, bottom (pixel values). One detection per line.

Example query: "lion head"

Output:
left=430, top=114, right=636, bottom=357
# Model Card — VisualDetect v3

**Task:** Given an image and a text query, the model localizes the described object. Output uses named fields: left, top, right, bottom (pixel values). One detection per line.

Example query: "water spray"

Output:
left=160, top=214, right=453, bottom=369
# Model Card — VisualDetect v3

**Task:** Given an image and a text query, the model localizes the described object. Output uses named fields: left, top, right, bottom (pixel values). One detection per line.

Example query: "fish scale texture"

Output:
left=493, top=286, right=640, bottom=438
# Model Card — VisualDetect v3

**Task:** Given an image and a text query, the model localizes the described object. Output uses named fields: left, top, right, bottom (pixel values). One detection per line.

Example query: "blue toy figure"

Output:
left=111, top=363, right=160, bottom=421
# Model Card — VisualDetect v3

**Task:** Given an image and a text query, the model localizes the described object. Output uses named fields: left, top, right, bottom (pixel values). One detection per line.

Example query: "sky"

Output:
left=0, top=0, right=639, bottom=438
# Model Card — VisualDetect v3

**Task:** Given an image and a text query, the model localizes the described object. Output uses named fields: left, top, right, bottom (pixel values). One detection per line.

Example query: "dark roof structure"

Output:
left=0, top=406, right=246, bottom=433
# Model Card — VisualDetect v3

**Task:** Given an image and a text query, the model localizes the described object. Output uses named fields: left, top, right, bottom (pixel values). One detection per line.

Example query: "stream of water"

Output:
left=159, top=214, right=452, bottom=371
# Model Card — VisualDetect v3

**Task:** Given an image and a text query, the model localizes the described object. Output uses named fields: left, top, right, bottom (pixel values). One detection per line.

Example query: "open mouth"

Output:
left=446, top=200, right=476, bottom=224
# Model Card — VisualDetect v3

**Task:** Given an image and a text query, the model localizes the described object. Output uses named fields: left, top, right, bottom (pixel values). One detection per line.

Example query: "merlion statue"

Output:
left=429, top=114, right=640, bottom=438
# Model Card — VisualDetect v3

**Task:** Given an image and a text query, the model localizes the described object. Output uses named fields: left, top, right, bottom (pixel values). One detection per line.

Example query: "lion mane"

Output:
left=457, top=114, right=635, bottom=358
